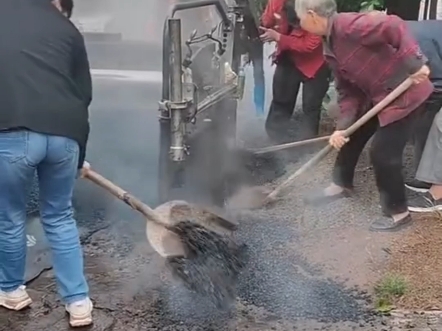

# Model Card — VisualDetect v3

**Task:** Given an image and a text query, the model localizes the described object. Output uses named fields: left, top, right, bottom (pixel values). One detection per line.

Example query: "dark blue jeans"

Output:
left=0, top=130, right=88, bottom=303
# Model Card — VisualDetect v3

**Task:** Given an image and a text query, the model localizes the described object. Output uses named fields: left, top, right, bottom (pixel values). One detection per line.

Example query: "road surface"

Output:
left=3, top=42, right=429, bottom=331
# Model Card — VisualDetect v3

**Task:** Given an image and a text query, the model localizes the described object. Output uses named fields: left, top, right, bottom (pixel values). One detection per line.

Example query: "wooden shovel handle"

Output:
left=266, top=77, right=414, bottom=201
left=252, top=136, right=330, bottom=155
left=341, top=78, right=414, bottom=137
left=84, top=170, right=167, bottom=226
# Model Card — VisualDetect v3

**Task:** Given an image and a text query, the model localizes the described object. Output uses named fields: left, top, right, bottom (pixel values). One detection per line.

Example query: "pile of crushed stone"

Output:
left=166, top=221, right=248, bottom=309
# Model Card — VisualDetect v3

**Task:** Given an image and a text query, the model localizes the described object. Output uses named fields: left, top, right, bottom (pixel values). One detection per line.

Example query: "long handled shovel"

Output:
left=227, top=78, right=415, bottom=210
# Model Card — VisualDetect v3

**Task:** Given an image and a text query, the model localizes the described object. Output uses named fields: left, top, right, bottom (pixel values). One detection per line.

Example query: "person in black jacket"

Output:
left=405, top=20, right=442, bottom=193
left=0, top=0, right=93, bottom=327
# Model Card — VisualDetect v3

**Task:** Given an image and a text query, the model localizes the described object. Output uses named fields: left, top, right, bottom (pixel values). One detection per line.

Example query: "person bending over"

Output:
left=295, top=0, right=432, bottom=231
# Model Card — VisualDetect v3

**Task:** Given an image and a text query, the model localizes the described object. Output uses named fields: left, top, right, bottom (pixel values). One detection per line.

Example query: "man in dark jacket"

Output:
left=0, top=0, right=93, bottom=327
left=404, top=20, right=442, bottom=192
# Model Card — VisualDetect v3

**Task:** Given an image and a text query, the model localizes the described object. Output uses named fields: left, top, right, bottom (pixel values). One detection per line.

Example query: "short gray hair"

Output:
left=295, top=0, right=337, bottom=18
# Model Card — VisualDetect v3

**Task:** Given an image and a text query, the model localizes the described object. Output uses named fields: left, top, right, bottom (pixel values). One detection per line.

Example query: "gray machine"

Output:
left=158, top=0, right=261, bottom=206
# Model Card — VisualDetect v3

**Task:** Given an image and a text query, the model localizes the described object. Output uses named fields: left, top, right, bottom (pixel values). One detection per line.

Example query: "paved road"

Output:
left=74, top=71, right=162, bottom=227
left=25, top=41, right=164, bottom=281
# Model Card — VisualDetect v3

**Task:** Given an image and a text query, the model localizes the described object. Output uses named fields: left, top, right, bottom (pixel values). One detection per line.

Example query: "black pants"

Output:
left=333, top=106, right=424, bottom=215
left=412, top=96, right=442, bottom=171
left=265, top=55, right=330, bottom=143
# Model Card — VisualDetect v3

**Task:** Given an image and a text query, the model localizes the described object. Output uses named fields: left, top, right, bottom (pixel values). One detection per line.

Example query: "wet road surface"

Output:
left=3, top=44, right=403, bottom=330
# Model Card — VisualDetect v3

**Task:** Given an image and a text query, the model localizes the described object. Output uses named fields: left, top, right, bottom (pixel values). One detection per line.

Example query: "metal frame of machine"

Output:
left=157, top=0, right=260, bottom=204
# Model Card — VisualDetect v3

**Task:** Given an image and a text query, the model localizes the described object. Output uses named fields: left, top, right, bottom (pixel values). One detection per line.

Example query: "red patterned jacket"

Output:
left=324, top=13, right=433, bottom=129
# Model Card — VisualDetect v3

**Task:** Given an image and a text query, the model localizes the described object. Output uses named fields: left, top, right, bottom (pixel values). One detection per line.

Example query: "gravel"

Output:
left=166, top=221, right=248, bottom=309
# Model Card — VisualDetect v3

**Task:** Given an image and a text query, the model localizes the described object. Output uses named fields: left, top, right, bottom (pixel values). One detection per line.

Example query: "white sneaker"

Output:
left=0, top=285, right=32, bottom=311
left=65, top=297, right=93, bottom=327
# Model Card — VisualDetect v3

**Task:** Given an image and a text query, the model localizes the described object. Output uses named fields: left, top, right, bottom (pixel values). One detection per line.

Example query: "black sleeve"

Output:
left=72, top=33, right=92, bottom=107
left=72, top=32, right=92, bottom=169
left=77, top=138, right=88, bottom=169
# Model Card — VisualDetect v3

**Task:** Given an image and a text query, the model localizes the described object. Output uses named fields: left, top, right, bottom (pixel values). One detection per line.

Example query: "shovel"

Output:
left=83, top=169, right=246, bottom=308
left=227, top=78, right=414, bottom=210
left=248, top=135, right=330, bottom=155
left=84, top=169, right=238, bottom=256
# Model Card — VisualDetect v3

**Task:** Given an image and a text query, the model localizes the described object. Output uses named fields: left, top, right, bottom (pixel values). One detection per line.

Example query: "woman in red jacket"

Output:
left=260, top=0, right=330, bottom=144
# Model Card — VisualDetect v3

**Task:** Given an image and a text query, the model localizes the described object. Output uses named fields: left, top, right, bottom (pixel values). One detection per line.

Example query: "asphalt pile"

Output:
left=166, top=220, right=248, bottom=309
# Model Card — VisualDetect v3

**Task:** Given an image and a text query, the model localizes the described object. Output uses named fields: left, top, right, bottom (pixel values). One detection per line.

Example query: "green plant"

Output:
left=337, top=0, right=384, bottom=12
left=254, top=0, right=268, bottom=14
left=359, top=0, right=384, bottom=11
left=374, top=274, right=408, bottom=313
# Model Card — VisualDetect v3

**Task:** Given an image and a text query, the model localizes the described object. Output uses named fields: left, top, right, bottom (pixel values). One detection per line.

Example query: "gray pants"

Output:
left=412, top=101, right=442, bottom=170
left=416, top=108, right=442, bottom=185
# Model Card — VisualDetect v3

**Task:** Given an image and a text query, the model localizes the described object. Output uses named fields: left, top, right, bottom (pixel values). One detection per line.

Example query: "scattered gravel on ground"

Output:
left=387, top=214, right=442, bottom=310
left=13, top=102, right=434, bottom=330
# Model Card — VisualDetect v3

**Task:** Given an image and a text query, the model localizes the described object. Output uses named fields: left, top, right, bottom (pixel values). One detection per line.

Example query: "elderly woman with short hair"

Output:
left=294, top=0, right=432, bottom=231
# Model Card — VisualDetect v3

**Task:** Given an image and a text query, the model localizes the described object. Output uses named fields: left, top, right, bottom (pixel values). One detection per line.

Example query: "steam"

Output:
left=71, top=0, right=165, bottom=41
left=71, top=0, right=221, bottom=43
left=68, top=0, right=316, bottom=322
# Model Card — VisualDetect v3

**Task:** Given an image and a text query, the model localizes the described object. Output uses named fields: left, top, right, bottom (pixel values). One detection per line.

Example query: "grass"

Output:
left=374, top=274, right=408, bottom=313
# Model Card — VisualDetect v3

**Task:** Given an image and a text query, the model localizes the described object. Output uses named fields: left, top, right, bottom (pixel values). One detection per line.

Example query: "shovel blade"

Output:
left=145, top=222, right=185, bottom=257
left=155, top=200, right=238, bottom=232
left=146, top=200, right=239, bottom=258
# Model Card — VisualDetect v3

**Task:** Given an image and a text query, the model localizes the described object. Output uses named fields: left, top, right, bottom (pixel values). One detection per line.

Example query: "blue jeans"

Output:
left=0, top=130, right=88, bottom=304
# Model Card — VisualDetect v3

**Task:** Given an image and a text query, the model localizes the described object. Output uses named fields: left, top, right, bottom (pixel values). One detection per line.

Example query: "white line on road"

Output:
left=90, top=69, right=162, bottom=82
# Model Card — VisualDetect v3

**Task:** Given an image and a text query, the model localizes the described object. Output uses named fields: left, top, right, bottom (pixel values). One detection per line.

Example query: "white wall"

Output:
left=418, top=0, right=442, bottom=19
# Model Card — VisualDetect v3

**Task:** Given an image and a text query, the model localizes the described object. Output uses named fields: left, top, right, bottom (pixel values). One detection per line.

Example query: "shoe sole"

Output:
left=66, top=302, right=93, bottom=328
left=408, top=205, right=442, bottom=213
left=69, top=317, right=93, bottom=328
left=0, top=297, right=32, bottom=311
left=405, top=184, right=430, bottom=193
